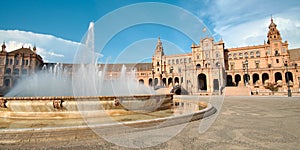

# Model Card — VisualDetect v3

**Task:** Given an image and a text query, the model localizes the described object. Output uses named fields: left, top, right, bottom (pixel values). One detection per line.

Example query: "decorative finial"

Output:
left=33, top=44, right=37, bottom=52
left=1, top=41, right=6, bottom=52
left=271, top=14, right=273, bottom=22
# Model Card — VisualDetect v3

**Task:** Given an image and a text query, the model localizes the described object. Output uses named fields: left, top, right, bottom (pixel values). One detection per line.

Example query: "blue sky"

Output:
left=0, top=0, right=300, bottom=63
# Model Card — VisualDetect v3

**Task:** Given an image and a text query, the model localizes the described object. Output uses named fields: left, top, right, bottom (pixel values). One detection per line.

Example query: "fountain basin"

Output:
left=0, top=98, right=216, bottom=131
left=0, top=94, right=173, bottom=119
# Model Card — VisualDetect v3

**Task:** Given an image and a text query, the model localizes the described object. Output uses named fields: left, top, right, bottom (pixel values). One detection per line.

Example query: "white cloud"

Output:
left=0, top=30, right=81, bottom=63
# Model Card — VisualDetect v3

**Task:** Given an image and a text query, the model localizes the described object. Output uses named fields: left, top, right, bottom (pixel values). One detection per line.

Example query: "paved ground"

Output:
left=1, top=96, right=300, bottom=149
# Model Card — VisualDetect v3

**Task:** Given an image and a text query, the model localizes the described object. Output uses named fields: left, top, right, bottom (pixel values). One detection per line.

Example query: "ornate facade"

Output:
left=225, top=18, right=300, bottom=94
left=0, top=43, right=43, bottom=95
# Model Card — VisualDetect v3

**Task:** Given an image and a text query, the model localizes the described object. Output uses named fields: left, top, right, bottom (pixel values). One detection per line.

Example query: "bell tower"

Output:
left=267, top=17, right=282, bottom=44
left=152, top=37, right=165, bottom=86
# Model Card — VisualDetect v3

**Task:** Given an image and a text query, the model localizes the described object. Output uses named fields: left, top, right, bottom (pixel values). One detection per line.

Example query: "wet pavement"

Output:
left=1, top=96, right=300, bottom=149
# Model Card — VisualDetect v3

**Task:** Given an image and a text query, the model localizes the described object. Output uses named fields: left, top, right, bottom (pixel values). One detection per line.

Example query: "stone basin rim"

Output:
left=0, top=94, right=173, bottom=100
left=0, top=103, right=215, bottom=133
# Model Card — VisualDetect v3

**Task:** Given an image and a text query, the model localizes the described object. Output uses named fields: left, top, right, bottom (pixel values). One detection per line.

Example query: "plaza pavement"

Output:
left=1, top=96, right=300, bottom=149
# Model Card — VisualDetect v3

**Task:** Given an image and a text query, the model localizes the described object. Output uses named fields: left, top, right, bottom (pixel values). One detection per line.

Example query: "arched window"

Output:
left=275, top=49, right=279, bottom=56
left=233, top=53, right=237, bottom=59
left=228, top=54, right=232, bottom=59
left=14, top=68, right=19, bottom=75
left=239, top=53, right=243, bottom=59
left=244, top=52, right=248, bottom=58
left=4, top=79, right=10, bottom=87
left=250, top=51, right=254, bottom=58
left=256, top=51, right=260, bottom=57
left=215, top=52, right=219, bottom=58
left=196, top=64, right=201, bottom=69
left=5, top=68, right=11, bottom=74
left=22, top=69, right=27, bottom=75
left=176, top=59, right=179, bottom=64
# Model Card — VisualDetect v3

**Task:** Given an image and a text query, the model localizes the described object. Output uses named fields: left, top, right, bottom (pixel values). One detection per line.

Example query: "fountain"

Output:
left=0, top=22, right=217, bottom=148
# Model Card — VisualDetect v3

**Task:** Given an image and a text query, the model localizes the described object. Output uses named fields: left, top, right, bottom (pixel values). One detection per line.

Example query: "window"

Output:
left=244, top=52, right=248, bottom=58
left=233, top=53, right=237, bottom=59
left=275, top=50, right=279, bottom=56
left=178, top=68, right=181, bottom=73
left=168, top=60, right=171, bottom=65
left=250, top=52, right=254, bottom=58
left=157, top=68, right=159, bottom=71
left=228, top=54, right=232, bottom=59
left=189, top=58, right=192, bottom=63
left=206, top=52, right=209, bottom=58
left=13, top=68, right=19, bottom=75
left=9, top=59, right=13, bottom=65
left=239, top=53, right=243, bottom=59
left=184, top=58, right=187, bottom=63
left=230, top=62, right=235, bottom=70
left=157, top=61, right=159, bottom=66
left=255, top=61, right=260, bottom=69
left=5, top=68, right=11, bottom=74
left=197, top=55, right=199, bottom=59
left=256, top=51, right=260, bottom=57
left=276, top=59, right=279, bottom=63
left=172, top=59, right=175, bottom=65
left=4, top=79, right=10, bottom=87
left=176, top=59, right=179, bottom=64
left=196, top=64, right=201, bottom=69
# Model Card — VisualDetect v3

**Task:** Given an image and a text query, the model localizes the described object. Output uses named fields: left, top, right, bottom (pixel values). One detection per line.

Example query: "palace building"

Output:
left=225, top=18, right=300, bottom=95
left=0, top=18, right=299, bottom=96
left=0, top=44, right=43, bottom=95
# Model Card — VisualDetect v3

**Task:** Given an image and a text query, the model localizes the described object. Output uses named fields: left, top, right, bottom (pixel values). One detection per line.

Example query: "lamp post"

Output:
left=152, top=68, right=155, bottom=89
left=245, top=59, right=249, bottom=86
left=243, top=65, right=246, bottom=86
left=170, top=66, right=174, bottom=87
left=217, top=63, right=221, bottom=95
left=284, top=61, right=292, bottom=97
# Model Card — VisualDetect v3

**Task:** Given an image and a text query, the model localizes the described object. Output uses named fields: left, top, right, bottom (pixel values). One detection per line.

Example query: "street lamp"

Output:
left=284, top=61, right=292, bottom=97
left=217, top=63, right=221, bottom=95
left=152, top=68, right=155, bottom=89
left=243, top=65, right=246, bottom=86
left=245, top=59, right=249, bottom=86
left=170, top=66, right=174, bottom=87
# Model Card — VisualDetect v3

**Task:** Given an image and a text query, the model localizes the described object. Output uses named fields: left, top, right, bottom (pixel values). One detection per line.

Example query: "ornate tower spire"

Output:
left=1, top=41, right=6, bottom=52
left=155, top=36, right=163, bottom=53
left=33, top=44, right=37, bottom=53
left=267, top=17, right=282, bottom=44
